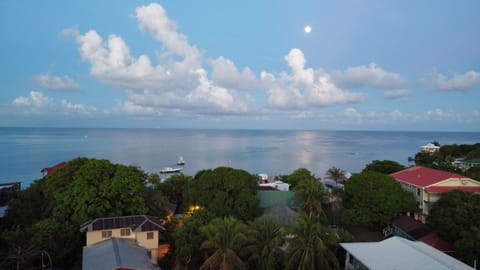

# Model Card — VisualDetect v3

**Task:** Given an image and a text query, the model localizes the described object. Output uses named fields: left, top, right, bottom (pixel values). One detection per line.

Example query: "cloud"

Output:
left=66, top=3, right=255, bottom=116
left=209, top=57, right=260, bottom=90
left=12, top=91, right=53, bottom=109
left=12, top=91, right=96, bottom=114
left=384, top=89, right=411, bottom=100
left=61, top=100, right=96, bottom=114
left=33, top=73, right=80, bottom=91
left=429, top=70, right=480, bottom=91
left=332, top=63, right=406, bottom=90
left=262, top=48, right=364, bottom=110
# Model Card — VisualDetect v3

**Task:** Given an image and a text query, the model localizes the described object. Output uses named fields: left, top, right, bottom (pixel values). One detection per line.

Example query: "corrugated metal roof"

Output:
left=391, top=166, right=467, bottom=187
left=82, top=238, right=160, bottom=270
left=340, top=236, right=473, bottom=270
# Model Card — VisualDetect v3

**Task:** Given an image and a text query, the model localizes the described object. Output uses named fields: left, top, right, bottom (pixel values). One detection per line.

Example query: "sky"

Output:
left=1, top=1, right=479, bottom=131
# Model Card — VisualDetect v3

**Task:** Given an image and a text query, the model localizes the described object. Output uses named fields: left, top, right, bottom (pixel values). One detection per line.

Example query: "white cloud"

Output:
left=209, top=57, right=260, bottom=90
left=34, top=73, right=80, bottom=91
left=12, top=91, right=96, bottom=115
left=116, top=100, right=156, bottom=115
left=12, top=91, right=53, bottom=109
left=429, top=70, right=480, bottom=91
left=262, top=48, right=364, bottom=110
left=332, top=63, right=406, bottom=90
left=384, top=89, right=411, bottom=100
left=61, top=100, right=96, bottom=114
left=343, top=107, right=362, bottom=120
left=67, top=3, right=256, bottom=116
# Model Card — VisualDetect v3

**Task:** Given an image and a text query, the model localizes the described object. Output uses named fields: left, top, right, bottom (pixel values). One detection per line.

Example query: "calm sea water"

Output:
left=1, top=127, right=479, bottom=187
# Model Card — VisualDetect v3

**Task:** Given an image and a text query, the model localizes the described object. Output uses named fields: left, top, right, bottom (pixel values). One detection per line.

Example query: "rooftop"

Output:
left=80, top=215, right=165, bottom=233
left=390, top=166, right=468, bottom=188
left=341, top=236, right=472, bottom=270
left=82, top=238, right=159, bottom=270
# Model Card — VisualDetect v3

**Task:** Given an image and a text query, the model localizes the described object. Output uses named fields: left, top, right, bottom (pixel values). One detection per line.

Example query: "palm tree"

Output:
left=292, top=176, right=328, bottom=222
left=199, top=217, right=249, bottom=270
left=284, top=213, right=339, bottom=270
left=247, top=218, right=285, bottom=270
left=325, top=167, right=347, bottom=186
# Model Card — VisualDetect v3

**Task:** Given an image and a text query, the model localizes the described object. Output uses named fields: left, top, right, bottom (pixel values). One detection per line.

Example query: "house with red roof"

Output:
left=391, top=166, right=480, bottom=220
left=40, top=161, right=67, bottom=176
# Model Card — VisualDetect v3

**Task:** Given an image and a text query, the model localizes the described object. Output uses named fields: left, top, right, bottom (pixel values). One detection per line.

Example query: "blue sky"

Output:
left=1, top=1, right=479, bottom=131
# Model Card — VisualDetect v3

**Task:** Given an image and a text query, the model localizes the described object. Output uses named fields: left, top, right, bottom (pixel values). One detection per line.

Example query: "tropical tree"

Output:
left=292, top=175, right=328, bottom=222
left=325, top=167, right=347, bottom=185
left=247, top=218, right=285, bottom=270
left=342, top=171, right=416, bottom=227
left=199, top=217, right=250, bottom=270
left=183, top=167, right=260, bottom=221
left=284, top=213, right=339, bottom=270
left=427, top=191, right=480, bottom=267
left=284, top=168, right=314, bottom=189
left=362, top=160, right=406, bottom=174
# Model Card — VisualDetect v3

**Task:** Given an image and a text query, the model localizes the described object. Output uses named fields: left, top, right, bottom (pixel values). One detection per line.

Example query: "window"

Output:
left=147, top=232, right=154, bottom=240
left=102, top=230, right=112, bottom=238
left=417, top=188, right=421, bottom=196
left=120, top=228, right=131, bottom=236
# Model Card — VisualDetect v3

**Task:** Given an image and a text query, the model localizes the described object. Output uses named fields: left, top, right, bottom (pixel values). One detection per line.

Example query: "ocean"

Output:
left=1, top=127, right=479, bottom=188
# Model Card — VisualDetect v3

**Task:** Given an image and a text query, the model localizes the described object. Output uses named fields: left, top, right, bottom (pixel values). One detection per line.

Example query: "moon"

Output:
left=304, top=25, right=312, bottom=34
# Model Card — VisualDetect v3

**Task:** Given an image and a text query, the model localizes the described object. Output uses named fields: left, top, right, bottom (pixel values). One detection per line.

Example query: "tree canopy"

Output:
left=427, top=190, right=480, bottom=267
left=0, top=157, right=153, bottom=268
left=362, top=160, right=406, bottom=174
left=183, top=167, right=260, bottom=221
left=342, top=171, right=416, bottom=227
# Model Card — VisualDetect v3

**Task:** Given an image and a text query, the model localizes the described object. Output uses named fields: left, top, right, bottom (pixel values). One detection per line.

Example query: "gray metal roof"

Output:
left=340, top=236, right=473, bottom=270
left=82, top=238, right=160, bottom=270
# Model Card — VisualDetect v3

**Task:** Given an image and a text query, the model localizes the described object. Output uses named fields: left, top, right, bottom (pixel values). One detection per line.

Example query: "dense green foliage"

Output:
left=183, top=167, right=260, bottom=221
left=284, top=213, right=340, bottom=270
left=427, top=190, right=480, bottom=266
left=283, top=168, right=316, bottom=189
left=199, top=217, right=250, bottom=270
left=0, top=158, right=156, bottom=269
left=362, top=160, right=406, bottom=174
left=325, top=167, right=347, bottom=184
left=342, top=171, right=416, bottom=227
left=414, top=143, right=480, bottom=179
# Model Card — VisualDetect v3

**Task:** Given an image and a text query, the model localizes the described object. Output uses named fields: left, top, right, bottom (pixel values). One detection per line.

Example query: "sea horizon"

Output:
left=1, top=127, right=479, bottom=188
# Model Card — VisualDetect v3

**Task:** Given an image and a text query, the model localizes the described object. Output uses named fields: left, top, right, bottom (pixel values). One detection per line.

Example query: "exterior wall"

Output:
left=86, top=228, right=135, bottom=246
left=434, top=178, right=480, bottom=187
left=86, top=229, right=158, bottom=251
left=135, top=231, right=158, bottom=250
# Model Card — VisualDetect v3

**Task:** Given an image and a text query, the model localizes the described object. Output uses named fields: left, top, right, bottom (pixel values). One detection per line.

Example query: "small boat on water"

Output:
left=177, top=156, right=185, bottom=165
left=160, top=167, right=182, bottom=174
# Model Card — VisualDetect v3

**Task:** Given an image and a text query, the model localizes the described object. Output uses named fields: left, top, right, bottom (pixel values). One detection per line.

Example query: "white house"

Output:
left=341, top=236, right=473, bottom=270
left=420, top=143, right=440, bottom=153
left=258, top=180, right=290, bottom=191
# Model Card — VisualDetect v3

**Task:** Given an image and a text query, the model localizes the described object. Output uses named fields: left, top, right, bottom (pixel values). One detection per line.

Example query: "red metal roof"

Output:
left=426, top=186, right=480, bottom=193
left=41, top=161, right=67, bottom=173
left=418, top=233, right=454, bottom=252
left=390, top=166, right=467, bottom=188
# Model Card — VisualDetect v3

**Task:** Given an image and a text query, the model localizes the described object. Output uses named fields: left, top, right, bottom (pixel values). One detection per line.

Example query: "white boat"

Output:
left=177, top=156, right=185, bottom=165
left=160, top=167, right=182, bottom=174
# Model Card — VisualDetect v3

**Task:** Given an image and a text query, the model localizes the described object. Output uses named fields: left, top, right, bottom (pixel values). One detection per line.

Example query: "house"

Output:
left=389, top=215, right=453, bottom=253
left=420, top=143, right=440, bottom=154
left=258, top=180, right=290, bottom=191
left=41, top=161, right=67, bottom=176
left=340, top=236, right=473, bottom=270
left=80, top=215, right=166, bottom=265
left=390, top=166, right=480, bottom=219
left=82, top=238, right=160, bottom=270
left=452, top=158, right=480, bottom=170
